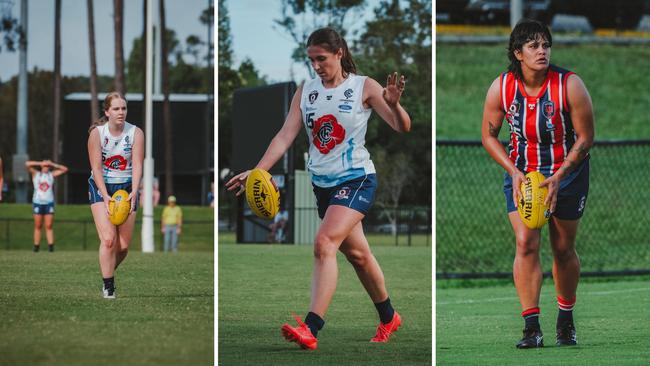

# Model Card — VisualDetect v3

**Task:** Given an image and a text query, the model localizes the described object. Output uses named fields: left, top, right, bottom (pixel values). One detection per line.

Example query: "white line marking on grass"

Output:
left=437, top=286, right=650, bottom=305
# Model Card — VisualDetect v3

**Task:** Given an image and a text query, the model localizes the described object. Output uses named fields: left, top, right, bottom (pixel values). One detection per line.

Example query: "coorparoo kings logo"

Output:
left=309, top=90, right=318, bottom=104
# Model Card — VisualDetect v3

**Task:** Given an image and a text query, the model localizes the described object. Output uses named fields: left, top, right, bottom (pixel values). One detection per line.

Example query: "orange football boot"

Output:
left=281, top=314, right=318, bottom=350
left=370, top=311, right=402, bottom=342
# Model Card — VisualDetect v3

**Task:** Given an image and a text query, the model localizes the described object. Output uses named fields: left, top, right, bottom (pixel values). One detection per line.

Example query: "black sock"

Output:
left=33, top=244, right=40, bottom=252
left=103, top=277, right=115, bottom=291
left=304, top=312, right=324, bottom=338
left=557, top=296, right=575, bottom=327
left=374, top=297, right=395, bottom=324
left=522, top=307, right=541, bottom=330
left=48, top=243, right=54, bottom=252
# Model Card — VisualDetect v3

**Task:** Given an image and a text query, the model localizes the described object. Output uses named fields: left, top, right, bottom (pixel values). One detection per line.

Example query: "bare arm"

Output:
left=50, top=161, right=69, bottom=177
left=225, top=86, right=304, bottom=195
left=481, top=77, right=525, bottom=204
left=25, top=160, right=42, bottom=176
left=88, top=128, right=111, bottom=213
left=364, top=74, right=411, bottom=133
left=130, top=127, right=145, bottom=212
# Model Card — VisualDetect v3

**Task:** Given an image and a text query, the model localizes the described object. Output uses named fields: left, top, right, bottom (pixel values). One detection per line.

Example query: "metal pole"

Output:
left=13, top=0, right=29, bottom=203
left=511, top=0, right=523, bottom=29
left=153, top=0, right=161, bottom=95
left=141, top=0, right=155, bottom=253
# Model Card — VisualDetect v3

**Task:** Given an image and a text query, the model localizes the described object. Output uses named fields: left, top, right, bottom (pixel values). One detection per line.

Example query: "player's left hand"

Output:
left=383, top=72, right=406, bottom=107
left=540, top=175, right=560, bottom=213
left=128, top=191, right=136, bottom=214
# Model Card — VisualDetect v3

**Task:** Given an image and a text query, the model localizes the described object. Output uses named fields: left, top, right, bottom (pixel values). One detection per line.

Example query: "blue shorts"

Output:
left=312, top=174, right=377, bottom=219
left=88, top=178, right=138, bottom=211
left=504, top=157, right=589, bottom=220
left=33, top=202, right=55, bottom=215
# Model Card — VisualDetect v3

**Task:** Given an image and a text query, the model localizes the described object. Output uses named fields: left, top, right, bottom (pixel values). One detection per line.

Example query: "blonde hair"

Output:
left=88, top=92, right=127, bottom=134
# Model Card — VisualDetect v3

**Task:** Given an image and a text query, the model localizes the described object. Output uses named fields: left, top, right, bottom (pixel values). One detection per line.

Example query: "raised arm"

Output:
left=25, top=160, right=42, bottom=176
left=225, top=85, right=305, bottom=195
left=481, top=77, right=525, bottom=204
left=49, top=160, right=69, bottom=177
left=364, top=73, right=411, bottom=133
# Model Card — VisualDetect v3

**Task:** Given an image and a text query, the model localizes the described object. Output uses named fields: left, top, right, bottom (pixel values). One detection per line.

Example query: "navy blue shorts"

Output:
left=88, top=178, right=138, bottom=211
left=504, top=158, right=589, bottom=220
left=312, top=174, right=377, bottom=219
left=33, top=202, right=55, bottom=215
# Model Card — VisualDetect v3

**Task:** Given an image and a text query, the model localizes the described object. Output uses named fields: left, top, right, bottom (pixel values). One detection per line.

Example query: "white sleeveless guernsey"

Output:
left=300, top=73, right=375, bottom=188
left=32, top=171, right=54, bottom=204
left=94, top=122, right=136, bottom=184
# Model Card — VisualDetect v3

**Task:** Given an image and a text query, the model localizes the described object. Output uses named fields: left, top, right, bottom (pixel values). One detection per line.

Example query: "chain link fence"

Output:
left=437, top=140, right=650, bottom=278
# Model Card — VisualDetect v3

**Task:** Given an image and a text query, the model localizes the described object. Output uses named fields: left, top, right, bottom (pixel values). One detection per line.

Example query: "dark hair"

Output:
left=508, top=19, right=552, bottom=80
left=306, top=27, right=357, bottom=76
left=89, top=91, right=126, bottom=134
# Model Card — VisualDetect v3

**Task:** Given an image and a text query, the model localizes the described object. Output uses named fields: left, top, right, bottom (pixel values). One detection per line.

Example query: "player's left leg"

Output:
left=549, top=216, right=580, bottom=346
left=115, top=211, right=137, bottom=270
left=33, top=213, right=43, bottom=252
left=44, top=214, right=55, bottom=252
left=339, top=222, right=401, bottom=342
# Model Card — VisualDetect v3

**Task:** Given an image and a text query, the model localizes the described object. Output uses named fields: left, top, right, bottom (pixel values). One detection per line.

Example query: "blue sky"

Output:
left=226, top=0, right=383, bottom=84
left=0, top=0, right=210, bottom=81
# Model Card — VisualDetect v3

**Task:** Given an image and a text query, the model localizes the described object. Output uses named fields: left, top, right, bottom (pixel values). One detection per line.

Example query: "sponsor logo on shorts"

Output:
left=578, top=196, right=586, bottom=212
left=335, top=187, right=350, bottom=200
left=359, top=195, right=370, bottom=203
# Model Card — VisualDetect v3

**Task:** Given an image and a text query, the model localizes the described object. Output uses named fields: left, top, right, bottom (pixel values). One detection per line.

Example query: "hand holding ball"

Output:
left=109, top=189, right=131, bottom=226
left=245, top=168, right=280, bottom=219
left=517, top=171, right=550, bottom=229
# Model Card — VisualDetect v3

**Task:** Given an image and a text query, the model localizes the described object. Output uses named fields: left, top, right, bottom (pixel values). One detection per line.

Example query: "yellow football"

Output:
left=245, top=168, right=280, bottom=219
left=518, top=171, right=550, bottom=229
left=109, top=189, right=131, bottom=226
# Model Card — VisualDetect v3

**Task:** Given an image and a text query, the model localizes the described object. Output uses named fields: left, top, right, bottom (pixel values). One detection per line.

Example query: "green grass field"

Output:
left=218, top=242, right=432, bottom=365
left=437, top=43, right=650, bottom=139
left=437, top=277, right=650, bottom=365
left=0, top=251, right=213, bottom=366
left=0, top=203, right=213, bottom=252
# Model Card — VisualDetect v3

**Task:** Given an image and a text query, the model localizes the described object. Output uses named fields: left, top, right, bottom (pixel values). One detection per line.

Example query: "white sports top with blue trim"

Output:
left=93, top=121, right=135, bottom=184
left=32, top=171, right=54, bottom=204
left=300, top=73, right=375, bottom=188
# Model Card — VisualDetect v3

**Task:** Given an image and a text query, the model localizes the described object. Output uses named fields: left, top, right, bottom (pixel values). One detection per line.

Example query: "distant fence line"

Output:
left=437, top=35, right=650, bottom=45
left=0, top=218, right=212, bottom=251
left=437, top=139, right=650, bottom=279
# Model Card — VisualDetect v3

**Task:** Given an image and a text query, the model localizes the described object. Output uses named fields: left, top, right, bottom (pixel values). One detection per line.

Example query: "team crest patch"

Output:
left=344, top=88, right=353, bottom=98
left=542, top=100, right=555, bottom=119
left=309, top=90, right=318, bottom=104
left=335, top=187, right=351, bottom=200
left=312, top=114, right=346, bottom=154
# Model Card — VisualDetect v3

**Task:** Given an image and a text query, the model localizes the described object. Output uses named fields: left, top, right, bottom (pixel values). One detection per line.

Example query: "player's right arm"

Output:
left=88, top=128, right=111, bottom=214
left=481, top=77, right=525, bottom=205
left=226, top=85, right=304, bottom=196
left=25, top=160, right=42, bottom=176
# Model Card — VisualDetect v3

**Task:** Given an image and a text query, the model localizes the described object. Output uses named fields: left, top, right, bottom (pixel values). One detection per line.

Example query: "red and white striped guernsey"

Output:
left=500, top=64, right=579, bottom=175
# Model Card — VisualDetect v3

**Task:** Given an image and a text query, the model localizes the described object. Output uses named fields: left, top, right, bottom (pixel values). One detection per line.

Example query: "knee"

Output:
left=515, top=234, right=539, bottom=257
left=34, top=222, right=42, bottom=230
left=313, top=233, right=338, bottom=260
left=553, top=244, right=576, bottom=264
left=101, top=234, right=116, bottom=249
left=344, top=248, right=370, bottom=268
left=45, top=222, right=54, bottom=230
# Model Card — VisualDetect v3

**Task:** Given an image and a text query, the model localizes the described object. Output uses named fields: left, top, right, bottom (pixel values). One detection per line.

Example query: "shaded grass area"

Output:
left=218, top=231, right=431, bottom=247
left=437, top=277, right=650, bottom=365
left=0, top=204, right=213, bottom=251
left=0, top=251, right=213, bottom=366
left=218, top=244, right=432, bottom=365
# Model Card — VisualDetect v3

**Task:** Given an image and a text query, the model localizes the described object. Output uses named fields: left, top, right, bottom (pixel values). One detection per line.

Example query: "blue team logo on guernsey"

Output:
left=309, top=90, right=318, bottom=104
left=542, top=101, right=555, bottom=119
left=344, top=88, right=353, bottom=99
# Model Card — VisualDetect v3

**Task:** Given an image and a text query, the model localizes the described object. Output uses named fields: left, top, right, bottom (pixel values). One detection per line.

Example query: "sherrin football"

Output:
left=518, top=171, right=550, bottom=229
left=109, top=189, right=131, bottom=226
left=245, top=168, right=280, bottom=219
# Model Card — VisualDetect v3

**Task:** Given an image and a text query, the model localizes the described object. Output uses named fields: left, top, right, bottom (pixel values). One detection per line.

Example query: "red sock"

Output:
left=522, top=307, right=540, bottom=329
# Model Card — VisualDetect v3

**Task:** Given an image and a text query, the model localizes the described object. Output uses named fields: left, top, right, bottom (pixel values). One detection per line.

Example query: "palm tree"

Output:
left=53, top=0, right=61, bottom=162
left=160, top=0, right=173, bottom=197
left=113, top=0, right=125, bottom=94
left=87, top=0, right=99, bottom=125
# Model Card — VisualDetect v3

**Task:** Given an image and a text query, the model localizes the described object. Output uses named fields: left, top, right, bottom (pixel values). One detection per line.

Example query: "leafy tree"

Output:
left=0, top=4, right=20, bottom=53
left=273, top=0, right=366, bottom=77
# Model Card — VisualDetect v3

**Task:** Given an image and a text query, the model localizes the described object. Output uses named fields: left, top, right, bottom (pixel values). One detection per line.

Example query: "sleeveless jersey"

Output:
left=300, top=74, right=375, bottom=188
left=32, top=171, right=54, bottom=204
left=94, top=121, right=136, bottom=184
left=500, top=65, right=581, bottom=175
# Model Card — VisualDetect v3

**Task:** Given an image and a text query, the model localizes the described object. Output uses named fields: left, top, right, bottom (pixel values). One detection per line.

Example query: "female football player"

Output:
left=481, top=19, right=594, bottom=348
left=88, top=92, right=144, bottom=299
left=26, top=159, right=68, bottom=252
left=226, top=27, right=411, bottom=350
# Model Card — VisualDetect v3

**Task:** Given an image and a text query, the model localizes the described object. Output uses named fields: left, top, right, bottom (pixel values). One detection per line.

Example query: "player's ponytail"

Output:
left=88, top=91, right=126, bottom=134
left=307, top=27, right=357, bottom=77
